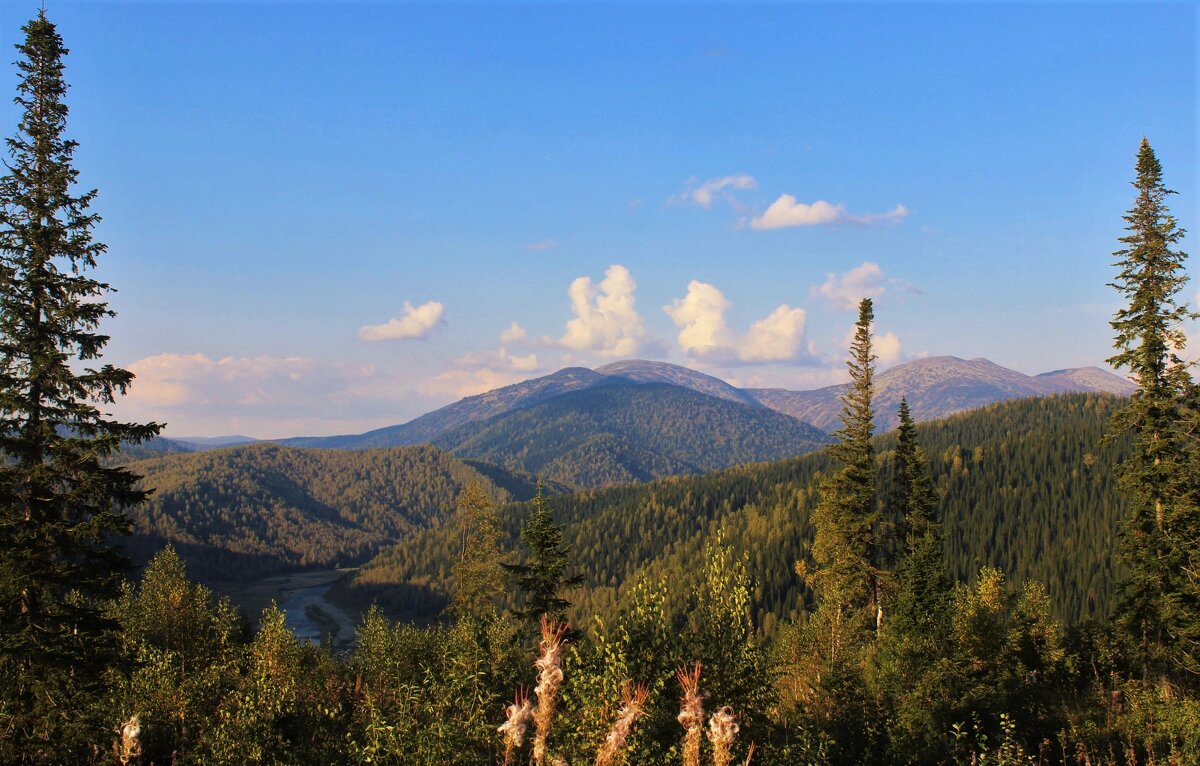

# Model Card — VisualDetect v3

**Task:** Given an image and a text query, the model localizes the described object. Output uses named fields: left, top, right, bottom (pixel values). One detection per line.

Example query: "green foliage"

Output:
left=0, top=12, right=160, bottom=763
left=112, top=546, right=247, bottom=765
left=126, top=442, right=515, bottom=582
left=200, top=604, right=346, bottom=765
left=1106, top=138, right=1200, bottom=688
left=504, top=485, right=583, bottom=627
left=560, top=580, right=679, bottom=766
left=808, top=298, right=881, bottom=620
left=346, top=607, right=523, bottom=765
left=688, top=531, right=773, bottom=740
left=944, top=570, right=1070, bottom=755
left=449, top=481, right=506, bottom=619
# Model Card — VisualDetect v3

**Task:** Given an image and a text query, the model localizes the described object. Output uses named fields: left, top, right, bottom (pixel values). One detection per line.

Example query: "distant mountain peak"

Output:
left=747, top=355, right=1131, bottom=433
left=595, top=358, right=761, bottom=407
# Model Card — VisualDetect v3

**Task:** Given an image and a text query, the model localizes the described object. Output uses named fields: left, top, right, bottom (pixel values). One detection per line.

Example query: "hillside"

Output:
left=595, top=358, right=762, bottom=407
left=429, top=382, right=832, bottom=488
left=124, top=443, right=538, bottom=581
left=347, top=393, right=1128, bottom=628
left=279, top=367, right=612, bottom=449
left=747, top=355, right=1133, bottom=432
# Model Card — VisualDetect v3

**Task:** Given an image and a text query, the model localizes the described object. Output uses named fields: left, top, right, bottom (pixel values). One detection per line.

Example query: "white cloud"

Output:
left=750, top=195, right=908, bottom=230
left=426, top=322, right=543, bottom=398
left=358, top=300, right=445, bottom=341
left=526, top=240, right=558, bottom=251
left=558, top=264, right=647, bottom=357
left=874, top=332, right=903, bottom=365
left=838, top=325, right=906, bottom=368
left=118, top=353, right=424, bottom=438
left=813, top=262, right=888, bottom=309
left=420, top=367, right=534, bottom=398
left=500, top=322, right=527, bottom=344
left=664, top=280, right=816, bottom=364
left=669, top=174, right=758, bottom=209
left=742, top=305, right=811, bottom=362
left=663, top=280, right=733, bottom=357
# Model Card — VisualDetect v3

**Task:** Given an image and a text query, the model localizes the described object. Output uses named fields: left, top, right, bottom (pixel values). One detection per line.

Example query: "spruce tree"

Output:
left=888, top=398, right=950, bottom=635
left=0, top=13, right=161, bottom=763
left=503, top=485, right=582, bottom=627
left=806, top=298, right=882, bottom=629
left=1106, top=137, right=1198, bottom=686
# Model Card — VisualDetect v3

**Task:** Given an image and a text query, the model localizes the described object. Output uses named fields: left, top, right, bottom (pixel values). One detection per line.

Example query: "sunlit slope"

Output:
left=350, top=393, right=1127, bottom=628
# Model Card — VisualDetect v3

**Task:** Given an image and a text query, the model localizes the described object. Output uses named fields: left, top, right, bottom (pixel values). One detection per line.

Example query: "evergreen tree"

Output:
left=1105, top=138, right=1199, bottom=685
left=448, top=481, right=505, bottom=619
left=0, top=13, right=160, bottom=763
left=888, top=398, right=950, bottom=636
left=806, top=298, right=882, bottom=629
left=503, top=484, right=582, bottom=627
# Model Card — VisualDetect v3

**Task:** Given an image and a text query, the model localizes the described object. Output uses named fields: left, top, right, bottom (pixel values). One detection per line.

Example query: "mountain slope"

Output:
left=1035, top=366, right=1136, bottom=395
left=431, top=382, right=832, bottom=488
left=124, top=443, right=536, bottom=581
left=279, top=367, right=611, bottom=449
left=596, top=358, right=762, bottom=407
left=747, top=356, right=1133, bottom=432
left=348, top=393, right=1128, bottom=627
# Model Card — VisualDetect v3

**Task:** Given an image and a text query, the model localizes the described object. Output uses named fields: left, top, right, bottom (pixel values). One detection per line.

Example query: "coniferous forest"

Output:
left=1, top=10, right=1198, bottom=766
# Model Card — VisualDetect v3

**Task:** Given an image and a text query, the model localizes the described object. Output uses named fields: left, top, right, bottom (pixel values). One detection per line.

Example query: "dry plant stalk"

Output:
left=708, top=705, right=739, bottom=766
left=497, top=688, right=534, bottom=766
left=743, top=741, right=756, bottom=766
left=677, top=663, right=705, bottom=766
left=594, top=682, right=649, bottom=766
left=532, top=617, right=569, bottom=766
left=114, top=715, right=142, bottom=766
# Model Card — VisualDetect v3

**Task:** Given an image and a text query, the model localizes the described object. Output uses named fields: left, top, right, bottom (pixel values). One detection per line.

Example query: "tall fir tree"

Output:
left=503, top=484, right=582, bottom=628
left=0, top=13, right=161, bottom=763
left=805, top=298, right=882, bottom=630
left=1106, top=137, right=1199, bottom=686
left=887, top=398, right=951, bottom=636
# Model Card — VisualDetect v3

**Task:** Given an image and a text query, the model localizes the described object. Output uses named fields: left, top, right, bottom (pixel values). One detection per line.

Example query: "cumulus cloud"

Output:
left=813, top=262, right=888, bottom=309
left=669, top=174, right=758, bottom=209
left=558, top=264, right=647, bottom=357
left=358, top=300, right=445, bottom=341
left=424, top=322, right=542, bottom=398
left=500, top=322, right=527, bottom=344
left=838, top=325, right=906, bottom=368
left=664, top=280, right=816, bottom=364
left=742, top=305, right=812, bottom=362
left=750, top=195, right=908, bottom=230
left=874, top=332, right=903, bottom=365
left=663, top=280, right=733, bottom=357
left=118, top=353, right=424, bottom=437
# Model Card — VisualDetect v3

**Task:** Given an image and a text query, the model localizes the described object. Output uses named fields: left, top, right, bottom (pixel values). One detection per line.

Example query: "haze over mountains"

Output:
left=261, top=355, right=1130, bottom=448
left=746, top=356, right=1135, bottom=432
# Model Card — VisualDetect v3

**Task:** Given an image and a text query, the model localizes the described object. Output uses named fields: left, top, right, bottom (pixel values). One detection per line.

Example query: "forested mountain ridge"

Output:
left=270, top=357, right=1131, bottom=457
left=427, top=382, right=833, bottom=488
left=746, top=355, right=1133, bottom=432
left=123, top=443, right=537, bottom=581
left=347, top=393, right=1128, bottom=628
left=278, top=367, right=614, bottom=449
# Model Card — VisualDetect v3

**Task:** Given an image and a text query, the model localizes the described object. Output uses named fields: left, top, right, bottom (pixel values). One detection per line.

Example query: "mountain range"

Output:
left=269, top=356, right=1131, bottom=449
left=137, top=356, right=1131, bottom=490
left=745, top=355, right=1135, bottom=432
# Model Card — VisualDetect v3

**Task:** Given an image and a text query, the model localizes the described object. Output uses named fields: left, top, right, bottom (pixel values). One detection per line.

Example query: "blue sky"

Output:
left=1, top=2, right=1195, bottom=437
